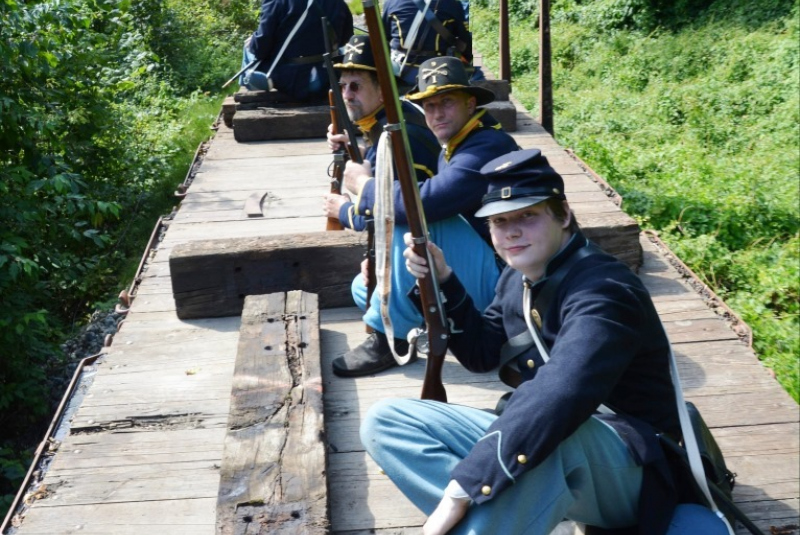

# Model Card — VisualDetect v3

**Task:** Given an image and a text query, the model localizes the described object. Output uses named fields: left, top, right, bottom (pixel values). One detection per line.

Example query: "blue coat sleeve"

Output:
left=356, top=127, right=517, bottom=227
left=337, top=200, right=367, bottom=231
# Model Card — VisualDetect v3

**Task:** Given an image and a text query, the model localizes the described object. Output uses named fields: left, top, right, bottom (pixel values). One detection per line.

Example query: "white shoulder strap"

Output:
left=264, top=0, right=316, bottom=79
left=521, top=282, right=734, bottom=534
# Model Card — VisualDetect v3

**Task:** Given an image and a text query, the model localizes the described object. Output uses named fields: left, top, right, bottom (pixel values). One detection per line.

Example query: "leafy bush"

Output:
left=0, top=0, right=253, bottom=517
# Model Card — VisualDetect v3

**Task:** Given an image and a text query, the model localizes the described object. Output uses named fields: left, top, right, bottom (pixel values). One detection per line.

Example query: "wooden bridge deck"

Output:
left=5, top=101, right=798, bottom=535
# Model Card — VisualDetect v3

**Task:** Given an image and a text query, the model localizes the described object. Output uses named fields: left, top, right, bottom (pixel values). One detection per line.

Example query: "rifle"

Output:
left=362, top=0, right=449, bottom=402
left=321, top=20, right=377, bottom=318
left=326, top=90, right=346, bottom=231
left=222, top=58, right=260, bottom=89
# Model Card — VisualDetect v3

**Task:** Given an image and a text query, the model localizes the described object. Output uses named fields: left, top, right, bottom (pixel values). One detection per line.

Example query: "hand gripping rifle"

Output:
left=321, top=22, right=377, bottom=309
left=362, top=0, right=449, bottom=402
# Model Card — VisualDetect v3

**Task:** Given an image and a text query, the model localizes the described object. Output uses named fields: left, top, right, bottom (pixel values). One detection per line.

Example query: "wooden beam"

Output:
left=216, top=291, right=328, bottom=535
left=499, top=0, right=511, bottom=81
left=170, top=231, right=364, bottom=319
left=539, top=0, right=554, bottom=135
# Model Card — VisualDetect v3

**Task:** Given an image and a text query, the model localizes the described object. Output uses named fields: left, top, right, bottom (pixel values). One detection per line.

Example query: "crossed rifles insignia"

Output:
left=421, top=63, right=449, bottom=84
left=344, top=41, right=365, bottom=62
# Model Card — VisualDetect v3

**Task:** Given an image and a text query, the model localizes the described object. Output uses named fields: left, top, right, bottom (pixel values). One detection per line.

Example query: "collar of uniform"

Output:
left=354, top=105, right=384, bottom=144
left=523, top=232, right=587, bottom=288
left=444, top=108, right=487, bottom=162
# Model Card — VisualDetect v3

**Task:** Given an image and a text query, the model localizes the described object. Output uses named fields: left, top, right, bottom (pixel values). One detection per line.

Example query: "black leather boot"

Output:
left=332, top=331, right=410, bottom=377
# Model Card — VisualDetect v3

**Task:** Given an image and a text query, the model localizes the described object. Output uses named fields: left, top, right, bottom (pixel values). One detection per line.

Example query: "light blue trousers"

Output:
left=238, top=43, right=322, bottom=93
left=361, top=398, right=642, bottom=534
left=361, top=398, right=731, bottom=535
left=352, top=216, right=499, bottom=338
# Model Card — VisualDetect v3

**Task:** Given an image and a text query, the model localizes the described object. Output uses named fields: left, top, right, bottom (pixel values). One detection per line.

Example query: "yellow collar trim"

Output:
left=444, top=109, right=487, bottom=161
left=354, top=105, right=383, bottom=143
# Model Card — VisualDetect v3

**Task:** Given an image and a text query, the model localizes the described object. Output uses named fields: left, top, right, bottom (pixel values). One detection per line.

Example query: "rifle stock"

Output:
left=327, top=90, right=346, bottom=231
left=362, top=0, right=449, bottom=402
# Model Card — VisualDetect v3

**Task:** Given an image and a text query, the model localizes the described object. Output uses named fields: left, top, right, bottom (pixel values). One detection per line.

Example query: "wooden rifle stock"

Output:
left=327, top=90, right=346, bottom=231
left=362, top=0, right=449, bottom=402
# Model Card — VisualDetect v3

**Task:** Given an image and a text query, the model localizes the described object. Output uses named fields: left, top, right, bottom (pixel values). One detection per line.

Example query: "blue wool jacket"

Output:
left=382, top=0, right=472, bottom=64
left=337, top=101, right=440, bottom=231
left=250, top=0, right=353, bottom=100
left=422, top=233, right=682, bottom=534
left=354, top=110, right=518, bottom=240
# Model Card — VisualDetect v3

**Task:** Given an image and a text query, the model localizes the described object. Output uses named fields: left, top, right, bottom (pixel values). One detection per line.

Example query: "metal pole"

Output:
left=499, top=0, right=511, bottom=81
left=539, top=0, right=553, bottom=134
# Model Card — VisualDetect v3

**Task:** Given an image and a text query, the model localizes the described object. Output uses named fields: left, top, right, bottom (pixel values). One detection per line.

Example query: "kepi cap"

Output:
left=475, top=148, right=566, bottom=218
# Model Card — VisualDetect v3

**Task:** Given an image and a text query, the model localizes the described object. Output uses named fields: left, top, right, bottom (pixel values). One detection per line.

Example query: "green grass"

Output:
left=472, top=0, right=800, bottom=401
left=110, top=92, right=225, bottom=297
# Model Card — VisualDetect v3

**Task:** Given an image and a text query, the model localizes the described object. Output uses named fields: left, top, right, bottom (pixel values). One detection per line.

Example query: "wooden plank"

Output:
left=172, top=198, right=325, bottom=223
left=233, top=106, right=330, bottom=142
left=170, top=231, right=365, bottom=319
left=204, top=138, right=328, bottom=161
left=734, top=498, right=800, bottom=535
left=195, top=153, right=329, bottom=173
left=216, top=291, right=328, bottom=535
left=328, top=451, right=424, bottom=531
left=161, top=217, right=329, bottom=243
left=17, top=498, right=217, bottom=534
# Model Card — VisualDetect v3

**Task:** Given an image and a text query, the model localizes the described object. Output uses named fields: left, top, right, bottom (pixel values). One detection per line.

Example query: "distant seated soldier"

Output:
left=382, top=0, right=481, bottom=86
left=239, top=0, right=353, bottom=101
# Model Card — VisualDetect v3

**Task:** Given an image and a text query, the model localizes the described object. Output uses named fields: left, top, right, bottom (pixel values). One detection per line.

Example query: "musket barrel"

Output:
left=362, top=0, right=448, bottom=402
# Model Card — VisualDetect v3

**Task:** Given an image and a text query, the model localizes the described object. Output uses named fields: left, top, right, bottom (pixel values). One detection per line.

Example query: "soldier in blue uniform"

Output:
left=323, top=35, right=440, bottom=232
left=330, top=57, right=518, bottom=377
left=381, top=0, right=476, bottom=86
left=239, top=0, right=353, bottom=101
left=362, top=149, right=731, bottom=534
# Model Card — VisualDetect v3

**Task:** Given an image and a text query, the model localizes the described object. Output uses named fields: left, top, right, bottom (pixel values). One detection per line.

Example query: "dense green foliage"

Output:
left=0, top=0, right=256, bottom=516
left=473, top=0, right=799, bottom=400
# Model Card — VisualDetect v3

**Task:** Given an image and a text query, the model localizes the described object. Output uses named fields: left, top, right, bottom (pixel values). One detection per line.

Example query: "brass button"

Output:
left=530, top=309, right=542, bottom=328
left=526, top=359, right=535, bottom=369
left=481, top=485, right=492, bottom=496
left=365, top=209, right=371, bottom=216
left=517, top=454, right=528, bottom=464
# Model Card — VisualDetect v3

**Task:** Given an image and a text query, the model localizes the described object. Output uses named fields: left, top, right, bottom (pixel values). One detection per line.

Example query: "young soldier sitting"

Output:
left=363, top=149, right=731, bottom=535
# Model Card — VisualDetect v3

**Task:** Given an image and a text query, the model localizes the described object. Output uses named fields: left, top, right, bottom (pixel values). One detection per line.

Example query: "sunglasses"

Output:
left=338, top=81, right=362, bottom=93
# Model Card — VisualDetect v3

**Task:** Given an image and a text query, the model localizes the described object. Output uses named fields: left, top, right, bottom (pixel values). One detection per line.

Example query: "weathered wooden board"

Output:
left=160, top=217, right=329, bottom=243
left=170, top=231, right=364, bottom=319
left=216, top=291, right=327, bottom=535
left=204, top=135, right=328, bottom=161
left=17, top=498, right=217, bottom=535
left=472, top=79, right=511, bottom=101
left=233, top=106, right=330, bottom=142
left=233, top=88, right=322, bottom=106
left=482, top=100, right=518, bottom=131
left=172, top=197, right=326, bottom=223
